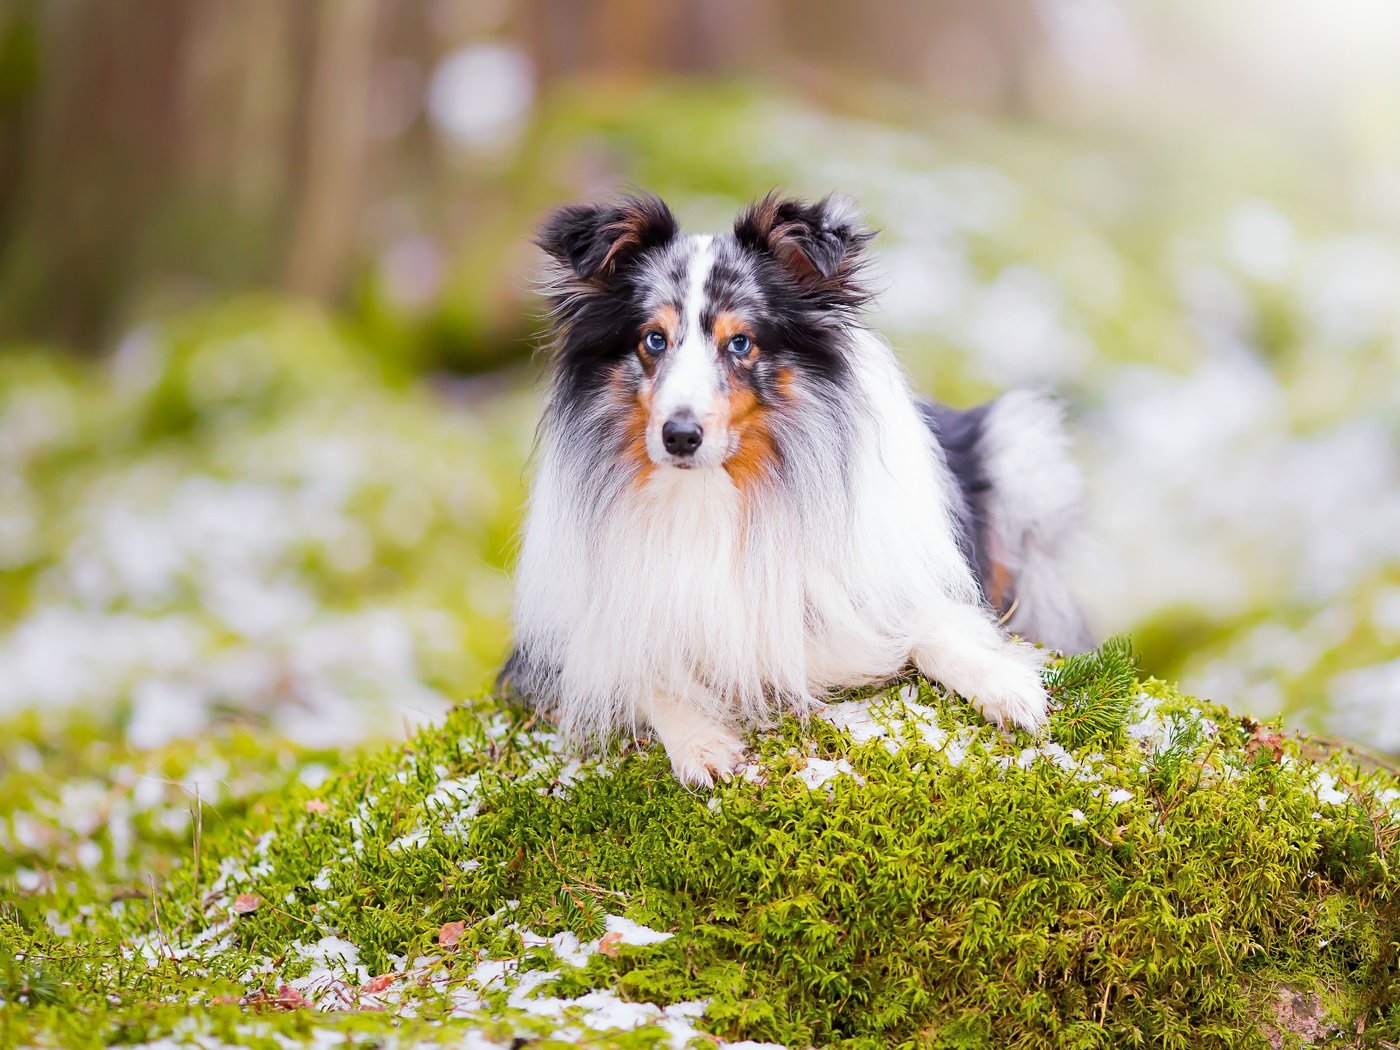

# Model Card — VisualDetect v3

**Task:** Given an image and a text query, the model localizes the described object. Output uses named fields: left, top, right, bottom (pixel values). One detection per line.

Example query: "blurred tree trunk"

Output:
left=284, top=0, right=374, bottom=299
left=0, top=0, right=382, bottom=351
left=0, top=0, right=1050, bottom=354
left=0, top=2, right=40, bottom=260
left=520, top=0, right=1043, bottom=104
left=0, top=0, right=193, bottom=347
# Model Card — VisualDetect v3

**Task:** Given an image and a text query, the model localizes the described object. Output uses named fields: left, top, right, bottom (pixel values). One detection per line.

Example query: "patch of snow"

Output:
left=387, top=828, right=430, bottom=852
left=288, top=935, right=369, bottom=1000
left=820, top=699, right=897, bottom=746
left=795, top=757, right=864, bottom=791
left=1312, top=771, right=1351, bottom=807
left=604, top=915, right=673, bottom=946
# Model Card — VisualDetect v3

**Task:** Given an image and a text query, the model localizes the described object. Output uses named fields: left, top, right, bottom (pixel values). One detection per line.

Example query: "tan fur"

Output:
left=721, top=367, right=782, bottom=494
left=612, top=368, right=655, bottom=488
left=712, top=311, right=755, bottom=358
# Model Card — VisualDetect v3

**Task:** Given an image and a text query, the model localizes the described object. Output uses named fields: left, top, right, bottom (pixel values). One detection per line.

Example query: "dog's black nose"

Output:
left=662, top=416, right=703, bottom=457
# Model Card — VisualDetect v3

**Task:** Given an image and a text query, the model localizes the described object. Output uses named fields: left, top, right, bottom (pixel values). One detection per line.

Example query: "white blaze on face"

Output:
left=647, top=236, right=728, bottom=467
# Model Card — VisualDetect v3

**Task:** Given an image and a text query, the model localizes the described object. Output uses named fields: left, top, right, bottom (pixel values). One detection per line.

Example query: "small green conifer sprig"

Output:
left=1045, top=635, right=1140, bottom=750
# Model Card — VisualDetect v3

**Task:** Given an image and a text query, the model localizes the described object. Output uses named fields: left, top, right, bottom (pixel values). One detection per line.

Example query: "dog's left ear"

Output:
left=536, top=193, right=678, bottom=282
left=734, top=192, right=874, bottom=299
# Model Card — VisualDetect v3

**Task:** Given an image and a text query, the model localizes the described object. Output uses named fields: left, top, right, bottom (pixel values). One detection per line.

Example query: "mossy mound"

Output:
left=5, top=644, right=1400, bottom=1049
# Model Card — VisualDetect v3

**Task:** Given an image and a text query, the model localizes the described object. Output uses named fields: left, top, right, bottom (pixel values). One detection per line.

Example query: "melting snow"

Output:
left=795, top=757, right=864, bottom=791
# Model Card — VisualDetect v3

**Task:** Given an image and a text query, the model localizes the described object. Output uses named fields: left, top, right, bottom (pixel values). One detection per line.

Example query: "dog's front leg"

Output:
left=643, top=693, right=745, bottom=788
left=912, top=599, right=1050, bottom=732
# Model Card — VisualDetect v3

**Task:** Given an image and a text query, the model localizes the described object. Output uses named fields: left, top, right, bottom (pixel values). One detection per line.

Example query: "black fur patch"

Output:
left=732, top=191, right=874, bottom=314
left=918, top=399, right=997, bottom=604
left=536, top=194, right=678, bottom=281
left=534, top=196, right=679, bottom=419
left=497, top=645, right=556, bottom=702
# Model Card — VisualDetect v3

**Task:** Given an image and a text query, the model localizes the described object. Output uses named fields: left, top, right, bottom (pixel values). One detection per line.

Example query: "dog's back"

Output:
left=920, top=392, right=1094, bottom=653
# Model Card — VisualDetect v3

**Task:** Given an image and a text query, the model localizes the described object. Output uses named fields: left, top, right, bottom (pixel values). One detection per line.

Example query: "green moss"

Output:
left=5, top=647, right=1398, bottom=1048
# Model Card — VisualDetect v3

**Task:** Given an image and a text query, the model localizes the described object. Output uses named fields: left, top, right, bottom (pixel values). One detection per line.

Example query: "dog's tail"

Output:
left=922, top=390, right=1095, bottom=653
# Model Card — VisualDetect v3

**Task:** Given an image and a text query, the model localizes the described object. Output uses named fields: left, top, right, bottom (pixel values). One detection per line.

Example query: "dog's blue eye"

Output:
left=643, top=330, right=667, bottom=353
left=727, top=334, right=751, bottom=355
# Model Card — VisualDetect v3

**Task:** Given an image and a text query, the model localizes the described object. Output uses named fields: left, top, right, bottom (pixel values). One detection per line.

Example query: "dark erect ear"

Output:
left=536, top=193, right=678, bottom=281
left=734, top=192, right=874, bottom=299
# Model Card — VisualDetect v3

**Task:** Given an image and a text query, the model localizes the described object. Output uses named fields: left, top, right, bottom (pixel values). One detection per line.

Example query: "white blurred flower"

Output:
left=963, top=266, right=1092, bottom=383
left=1329, top=659, right=1400, bottom=753
left=1177, top=261, right=1254, bottom=342
left=380, top=235, right=446, bottom=310
left=128, top=678, right=211, bottom=750
left=427, top=43, right=534, bottom=153
left=1038, top=0, right=1142, bottom=90
left=876, top=242, right=970, bottom=328
left=1226, top=200, right=1297, bottom=284
left=1300, top=235, right=1400, bottom=347
left=1371, top=588, right=1400, bottom=641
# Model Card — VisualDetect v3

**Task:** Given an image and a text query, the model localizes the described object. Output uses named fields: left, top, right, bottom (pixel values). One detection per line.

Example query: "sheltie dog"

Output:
left=502, top=192, right=1092, bottom=786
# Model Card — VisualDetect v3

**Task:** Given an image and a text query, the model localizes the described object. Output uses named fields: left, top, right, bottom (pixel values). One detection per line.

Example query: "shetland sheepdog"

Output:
left=502, top=192, right=1092, bottom=785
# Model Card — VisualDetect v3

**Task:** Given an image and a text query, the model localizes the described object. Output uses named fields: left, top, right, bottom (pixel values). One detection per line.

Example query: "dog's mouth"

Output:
left=646, top=422, right=731, bottom=471
left=652, top=447, right=731, bottom=471
left=654, top=453, right=713, bottom=471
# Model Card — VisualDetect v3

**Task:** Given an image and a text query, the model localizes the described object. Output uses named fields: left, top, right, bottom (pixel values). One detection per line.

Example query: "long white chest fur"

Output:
left=512, top=332, right=1011, bottom=744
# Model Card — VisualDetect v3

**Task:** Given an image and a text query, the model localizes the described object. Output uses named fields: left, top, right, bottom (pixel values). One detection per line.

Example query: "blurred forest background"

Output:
left=2, top=0, right=1400, bottom=823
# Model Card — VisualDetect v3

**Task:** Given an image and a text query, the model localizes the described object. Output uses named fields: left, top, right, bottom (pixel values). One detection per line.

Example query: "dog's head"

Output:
left=537, top=192, right=873, bottom=487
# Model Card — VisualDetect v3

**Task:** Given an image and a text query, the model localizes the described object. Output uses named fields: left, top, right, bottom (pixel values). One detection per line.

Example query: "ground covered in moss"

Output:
left=5, top=643, right=1398, bottom=1049
left=2, top=98, right=1400, bottom=1047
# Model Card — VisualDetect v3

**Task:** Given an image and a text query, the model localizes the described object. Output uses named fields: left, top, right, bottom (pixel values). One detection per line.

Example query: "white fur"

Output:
left=980, top=390, right=1095, bottom=653
left=646, top=237, right=729, bottom=469
left=512, top=317, right=1050, bottom=786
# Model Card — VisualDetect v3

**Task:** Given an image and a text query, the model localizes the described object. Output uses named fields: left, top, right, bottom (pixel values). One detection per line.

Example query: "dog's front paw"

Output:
left=968, top=642, right=1050, bottom=733
left=645, top=695, right=748, bottom=788
left=664, top=721, right=746, bottom=788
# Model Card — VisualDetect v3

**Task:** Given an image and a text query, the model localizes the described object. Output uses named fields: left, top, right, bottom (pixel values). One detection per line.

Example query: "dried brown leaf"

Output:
left=361, top=973, right=395, bottom=994
left=438, top=920, right=466, bottom=948
left=1245, top=727, right=1285, bottom=764
left=598, top=931, right=623, bottom=957
left=273, top=985, right=311, bottom=1010
left=232, top=893, right=262, bottom=915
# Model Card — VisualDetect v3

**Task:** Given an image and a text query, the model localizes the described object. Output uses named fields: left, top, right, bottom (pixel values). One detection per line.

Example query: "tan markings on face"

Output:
left=717, top=363, right=791, bottom=492
left=612, top=366, right=655, bottom=487
left=712, top=311, right=758, bottom=365
left=637, top=304, right=680, bottom=374
left=721, top=383, right=778, bottom=493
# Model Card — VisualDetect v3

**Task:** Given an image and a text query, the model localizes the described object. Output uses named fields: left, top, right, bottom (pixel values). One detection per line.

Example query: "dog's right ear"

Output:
left=536, top=194, right=678, bottom=281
